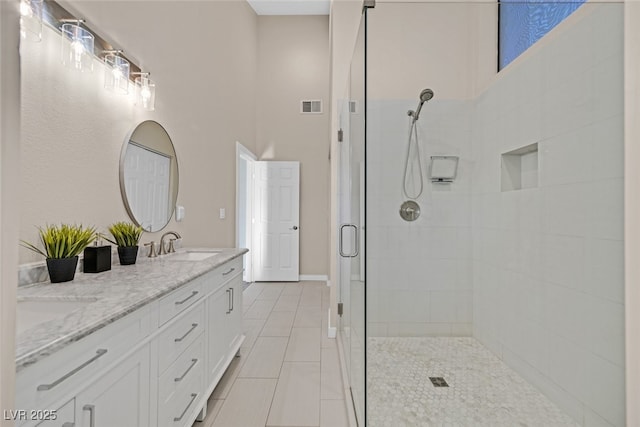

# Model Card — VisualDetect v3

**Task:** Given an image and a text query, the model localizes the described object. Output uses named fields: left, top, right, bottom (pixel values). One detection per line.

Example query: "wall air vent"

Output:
left=301, top=100, right=323, bottom=114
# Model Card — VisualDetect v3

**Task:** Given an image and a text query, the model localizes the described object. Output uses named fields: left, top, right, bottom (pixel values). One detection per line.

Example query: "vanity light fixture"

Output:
left=104, top=50, right=130, bottom=94
left=37, top=0, right=158, bottom=109
left=133, top=72, right=156, bottom=111
left=20, top=0, right=43, bottom=42
left=60, top=19, right=94, bottom=72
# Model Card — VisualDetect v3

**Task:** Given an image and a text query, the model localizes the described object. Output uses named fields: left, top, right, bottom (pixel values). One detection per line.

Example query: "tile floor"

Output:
left=193, top=281, right=350, bottom=427
left=367, top=337, right=579, bottom=427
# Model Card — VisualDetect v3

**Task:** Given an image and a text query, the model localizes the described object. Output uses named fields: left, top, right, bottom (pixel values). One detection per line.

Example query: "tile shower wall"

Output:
left=367, top=99, right=474, bottom=337
left=364, top=2, right=495, bottom=338
left=471, top=4, right=625, bottom=426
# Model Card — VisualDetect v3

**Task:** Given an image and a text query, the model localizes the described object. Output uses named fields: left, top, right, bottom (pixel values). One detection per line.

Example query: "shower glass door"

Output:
left=340, top=13, right=367, bottom=425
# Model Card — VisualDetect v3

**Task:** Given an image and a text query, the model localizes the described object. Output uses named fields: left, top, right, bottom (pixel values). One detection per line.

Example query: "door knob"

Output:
left=291, top=226, right=298, bottom=230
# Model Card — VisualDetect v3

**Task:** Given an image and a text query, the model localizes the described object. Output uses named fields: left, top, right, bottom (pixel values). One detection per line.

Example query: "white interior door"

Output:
left=252, top=161, right=300, bottom=282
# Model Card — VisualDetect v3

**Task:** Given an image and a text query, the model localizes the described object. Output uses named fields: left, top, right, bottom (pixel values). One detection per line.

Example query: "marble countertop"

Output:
left=16, top=248, right=247, bottom=372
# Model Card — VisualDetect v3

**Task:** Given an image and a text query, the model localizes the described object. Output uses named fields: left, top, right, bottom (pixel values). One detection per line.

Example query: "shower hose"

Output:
left=402, top=117, right=424, bottom=199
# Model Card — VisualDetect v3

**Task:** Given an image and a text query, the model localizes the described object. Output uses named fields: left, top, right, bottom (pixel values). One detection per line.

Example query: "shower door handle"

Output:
left=339, top=224, right=359, bottom=258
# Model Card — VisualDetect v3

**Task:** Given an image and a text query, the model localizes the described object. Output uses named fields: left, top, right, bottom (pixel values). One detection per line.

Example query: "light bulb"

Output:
left=141, top=86, right=151, bottom=100
left=134, top=75, right=155, bottom=110
left=71, top=40, right=84, bottom=68
left=71, top=40, right=84, bottom=55
left=112, top=67, right=123, bottom=80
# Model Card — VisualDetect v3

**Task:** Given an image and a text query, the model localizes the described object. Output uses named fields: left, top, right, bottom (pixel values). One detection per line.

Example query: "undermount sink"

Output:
left=16, top=298, right=97, bottom=335
left=167, top=249, right=222, bottom=262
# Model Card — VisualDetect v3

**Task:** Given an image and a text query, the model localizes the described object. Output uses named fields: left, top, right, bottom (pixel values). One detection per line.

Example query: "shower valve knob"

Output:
left=400, top=201, right=421, bottom=222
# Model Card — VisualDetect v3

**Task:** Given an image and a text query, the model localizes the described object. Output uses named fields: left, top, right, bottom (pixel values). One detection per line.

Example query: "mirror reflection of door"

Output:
left=124, top=143, right=171, bottom=231
left=119, top=120, right=179, bottom=232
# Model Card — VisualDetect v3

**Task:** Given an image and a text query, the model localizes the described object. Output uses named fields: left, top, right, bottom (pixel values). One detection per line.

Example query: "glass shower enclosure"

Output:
left=339, top=1, right=625, bottom=426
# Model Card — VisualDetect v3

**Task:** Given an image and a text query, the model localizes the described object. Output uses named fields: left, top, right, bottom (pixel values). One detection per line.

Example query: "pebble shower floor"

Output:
left=367, top=337, right=579, bottom=426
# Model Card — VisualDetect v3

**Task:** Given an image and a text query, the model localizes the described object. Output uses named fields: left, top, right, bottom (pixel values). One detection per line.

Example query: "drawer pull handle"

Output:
left=175, top=323, right=198, bottom=342
left=37, top=349, right=108, bottom=391
left=230, top=287, right=234, bottom=311
left=175, top=290, right=199, bottom=306
left=174, top=393, right=198, bottom=422
left=226, top=289, right=231, bottom=314
left=223, top=268, right=235, bottom=276
left=175, top=358, right=198, bottom=382
left=83, top=404, right=95, bottom=427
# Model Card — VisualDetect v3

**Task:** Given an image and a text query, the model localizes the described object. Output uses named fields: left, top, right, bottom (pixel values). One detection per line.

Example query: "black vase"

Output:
left=117, top=246, right=139, bottom=265
left=46, top=256, right=79, bottom=283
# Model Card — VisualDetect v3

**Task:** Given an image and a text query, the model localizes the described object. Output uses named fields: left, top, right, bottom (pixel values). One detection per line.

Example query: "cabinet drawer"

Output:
left=204, top=258, right=243, bottom=294
left=34, top=398, right=74, bottom=427
left=157, top=302, right=205, bottom=373
left=159, top=336, right=204, bottom=406
left=158, top=365, right=204, bottom=427
left=158, top=276, right=205, bottom=327
left=16, top=306, right=151, bottom=416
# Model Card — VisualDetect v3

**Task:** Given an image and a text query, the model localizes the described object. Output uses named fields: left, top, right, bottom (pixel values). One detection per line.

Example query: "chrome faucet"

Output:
left=144, top=241, right=157, bottom=258
left=159, top=231, right=182, bottom=255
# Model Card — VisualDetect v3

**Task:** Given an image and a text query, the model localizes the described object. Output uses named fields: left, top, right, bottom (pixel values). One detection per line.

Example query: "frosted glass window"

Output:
left=499, top=0, right=586, bottom=70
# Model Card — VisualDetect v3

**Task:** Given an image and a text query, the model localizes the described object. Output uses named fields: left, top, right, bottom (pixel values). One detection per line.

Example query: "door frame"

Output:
left=235, top=142, right=257, bottom=283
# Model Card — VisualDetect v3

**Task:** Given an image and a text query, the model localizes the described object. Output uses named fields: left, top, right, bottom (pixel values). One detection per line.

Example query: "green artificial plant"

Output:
left=105, top=221, right=144, bottom=247
left=21, top=224, right=97, bottom=259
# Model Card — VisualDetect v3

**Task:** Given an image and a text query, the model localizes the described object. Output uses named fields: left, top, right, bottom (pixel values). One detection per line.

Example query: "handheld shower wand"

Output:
left=411, top=88, right=434, bottom=121
left=402, top=88, right=434, bottom=202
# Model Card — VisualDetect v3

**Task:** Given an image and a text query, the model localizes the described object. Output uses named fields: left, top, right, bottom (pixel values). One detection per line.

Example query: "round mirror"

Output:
left=119, top=120, right=179, bottom=232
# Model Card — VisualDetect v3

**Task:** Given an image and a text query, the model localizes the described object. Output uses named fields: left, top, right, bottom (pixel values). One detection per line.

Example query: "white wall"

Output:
left=472, top=4, right=625, bottom=426
left=367, top=3, right=495, bottom=101
left=1, top=2, right=20, bottom=422
left=365, top=2, right=495, bottom=336
left=256, top=15, right=330, bottom=276
left=19, top=1, right=258, bottom=264
left=625, top=2, right=640, bottom=424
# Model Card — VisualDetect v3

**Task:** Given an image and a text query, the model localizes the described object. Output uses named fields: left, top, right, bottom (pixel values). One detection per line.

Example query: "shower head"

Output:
left=413, top=88, right=434, bottom=121
left=420, top=88, right=434, bottom=102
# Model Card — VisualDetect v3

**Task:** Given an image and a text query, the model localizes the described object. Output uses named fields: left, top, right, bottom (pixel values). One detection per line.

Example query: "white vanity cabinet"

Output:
left=74, top=343, right=151, bottom=427
left=206, top=286, right=232, bottom=382
left=16, top=253, right=245, bottom=427
left=153, top=279, right=206, bottom=427
left=205, top=264, right=243, bottom=388
left=227, top=275, right=244, bottom=352
left=16, top=304, right=152, bottom=427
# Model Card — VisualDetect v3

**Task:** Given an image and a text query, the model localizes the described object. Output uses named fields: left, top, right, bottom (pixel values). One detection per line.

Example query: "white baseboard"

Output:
left=299, top=274, right=328, bottom=282
left=327, top=308, right=337, bottom=338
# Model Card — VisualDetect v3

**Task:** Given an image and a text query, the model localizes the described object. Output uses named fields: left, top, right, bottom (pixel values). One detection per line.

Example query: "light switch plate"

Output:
left=219, top=208, right=226, bottom=219
left=175, top=205, right=185, bottom=222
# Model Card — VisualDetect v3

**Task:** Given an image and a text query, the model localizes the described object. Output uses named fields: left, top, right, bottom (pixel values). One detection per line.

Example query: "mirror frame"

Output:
left=119, top=120, right=179, bottom=232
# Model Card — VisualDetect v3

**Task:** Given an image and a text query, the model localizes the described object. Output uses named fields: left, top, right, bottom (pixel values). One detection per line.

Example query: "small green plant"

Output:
left=105, top=221, right=143, bottom=247
left=21, top=224, right=97, bottom=259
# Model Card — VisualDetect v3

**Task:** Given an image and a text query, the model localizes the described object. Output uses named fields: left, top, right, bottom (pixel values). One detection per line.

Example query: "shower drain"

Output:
left=429, top=377, right=449, bottom=387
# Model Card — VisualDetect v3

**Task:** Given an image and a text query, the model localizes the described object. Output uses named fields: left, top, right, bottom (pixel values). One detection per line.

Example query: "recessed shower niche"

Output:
left=501, top=143, right=538, bottom=191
